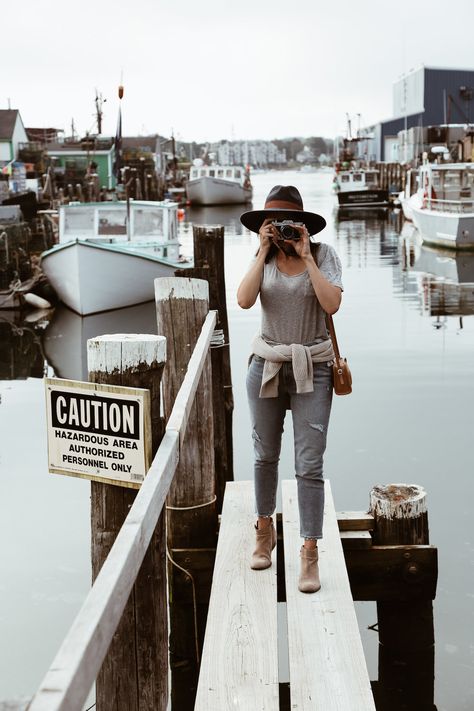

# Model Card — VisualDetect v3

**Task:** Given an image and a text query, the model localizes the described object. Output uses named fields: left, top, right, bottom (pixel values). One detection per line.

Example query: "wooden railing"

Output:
left=27, top=301, right=217, bottom=711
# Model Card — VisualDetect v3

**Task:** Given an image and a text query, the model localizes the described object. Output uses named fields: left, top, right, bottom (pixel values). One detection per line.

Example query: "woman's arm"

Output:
left=237, top=251, right=266, bottom=308
left=237, top=219, right=274, bottom=309
left=302, top=254, right=342, bottom=314
left=293, top=228, right=342, bottom=314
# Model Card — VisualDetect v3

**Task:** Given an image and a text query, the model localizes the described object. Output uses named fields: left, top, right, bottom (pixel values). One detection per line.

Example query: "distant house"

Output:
left=0, top=110, right=28, bottom=163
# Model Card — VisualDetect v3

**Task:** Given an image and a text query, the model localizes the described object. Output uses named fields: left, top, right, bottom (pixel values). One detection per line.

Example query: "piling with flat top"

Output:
left=87, top=333, right=168, bottom=711
left=370, top=484, right=437, bottom=711
left=175, top=223, right=234, bottom=512
left=155, top=277, right=217, bottom=708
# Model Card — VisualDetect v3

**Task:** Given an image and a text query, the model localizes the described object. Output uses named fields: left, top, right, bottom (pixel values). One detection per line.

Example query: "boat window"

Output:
left=190, top=169, right=197, bottom=179
left=98, top=210, right=127, bottom=236
left=217, top=169, right=224, bottom=177
left=341, top=174, right=350, bottom=183
left=209, top=169, right=215, bottom=177
left=353, top=173, right=363, bottom=182
left=365, top=172, right=376, bottom=184
left=226, top=169, right=232, bottom=177
left=200, top=169, right=206, bottom=177
left=63, top=208, right=95, bottom=237
left=234, top=169, right=241, bottom=178
left=133, top=208, right=164, bottom=237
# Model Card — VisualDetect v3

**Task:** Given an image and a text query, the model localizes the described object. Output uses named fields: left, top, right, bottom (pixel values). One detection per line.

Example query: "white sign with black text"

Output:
left=45, top=378, right=151, bottom=488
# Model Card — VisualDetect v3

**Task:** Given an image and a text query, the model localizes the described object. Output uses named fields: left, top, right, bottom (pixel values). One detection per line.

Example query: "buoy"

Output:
left=23, top=292, right=52, bottom=310
left=178, top=208, right=185, bottom=221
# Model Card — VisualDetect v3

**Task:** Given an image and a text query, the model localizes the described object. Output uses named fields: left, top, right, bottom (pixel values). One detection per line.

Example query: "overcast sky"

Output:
left=2, top=0, right=474, bottom=142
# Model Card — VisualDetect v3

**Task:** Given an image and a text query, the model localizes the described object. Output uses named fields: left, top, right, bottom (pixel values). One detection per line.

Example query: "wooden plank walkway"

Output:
left=194, top=481, right=279, bottom=710
left=282, top=479, right=376, bottom=710
left=196, top=479, right=376, bottom=711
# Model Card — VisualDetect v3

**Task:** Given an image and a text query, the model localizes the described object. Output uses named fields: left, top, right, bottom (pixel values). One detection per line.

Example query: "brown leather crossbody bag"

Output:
left=325, top=313, right=352, bottom=396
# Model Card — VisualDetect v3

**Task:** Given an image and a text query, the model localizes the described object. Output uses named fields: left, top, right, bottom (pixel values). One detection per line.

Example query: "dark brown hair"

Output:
left=255, top=241, right=321, bottom=264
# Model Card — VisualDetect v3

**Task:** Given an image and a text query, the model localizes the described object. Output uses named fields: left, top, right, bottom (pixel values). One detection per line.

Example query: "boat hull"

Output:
left=186, top=177, right=252, bottom=205
left=337, top=189, right=389, bottom=208
left=411, top=208, right=474, bottom=249
left=41, top=240, right=192, bottom=315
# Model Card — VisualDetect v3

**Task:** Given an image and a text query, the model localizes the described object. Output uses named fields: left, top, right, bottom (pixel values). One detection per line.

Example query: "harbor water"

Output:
left=1, top=170, right=473, bottom=709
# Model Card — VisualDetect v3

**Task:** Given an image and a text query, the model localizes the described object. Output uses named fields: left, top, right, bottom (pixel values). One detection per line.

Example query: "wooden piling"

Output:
left=175, top=224, right=234, bottom=512
left=370, top=484, right=437, bottom=711
left=155, top=277, right=217, bottom=709
left=87, top=333, right=168, bottom=711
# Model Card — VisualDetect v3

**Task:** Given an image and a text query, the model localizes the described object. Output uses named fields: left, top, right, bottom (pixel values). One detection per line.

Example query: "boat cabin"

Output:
left=419, top=163, right=474, bottom=212
left=334, top=169, right=381, bottom=193
left=189, top=165, right=247, bottom=184
left=58, top=201, right=178, bottom=245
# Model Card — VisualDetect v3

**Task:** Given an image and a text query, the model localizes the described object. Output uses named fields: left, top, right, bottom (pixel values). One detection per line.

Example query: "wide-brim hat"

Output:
left=240, top=184, right=326, bottom=236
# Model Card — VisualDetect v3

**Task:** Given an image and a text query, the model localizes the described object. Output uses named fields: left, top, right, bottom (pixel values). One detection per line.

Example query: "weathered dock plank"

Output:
left=282, top=479, right=376, bottom=711
left=337, top=511, right=374, bottom=531
left=194, top=481, right=279, bottom=711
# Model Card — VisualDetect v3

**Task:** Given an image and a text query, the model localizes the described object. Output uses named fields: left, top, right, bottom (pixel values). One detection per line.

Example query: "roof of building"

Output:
left=0, top=110, right=20, bottom=140
left=122, top=136, right=160, bottom=151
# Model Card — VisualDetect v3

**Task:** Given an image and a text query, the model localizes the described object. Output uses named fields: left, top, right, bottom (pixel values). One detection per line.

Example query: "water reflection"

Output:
left=181, top=203, right=247, bottom=237
left=42, top=302, right=157, bottom=381
left=0, top=311, right=48, bottom=380
left=334, top=208, right=403, bottom=267
left=400, top=233, right=474, bottom=318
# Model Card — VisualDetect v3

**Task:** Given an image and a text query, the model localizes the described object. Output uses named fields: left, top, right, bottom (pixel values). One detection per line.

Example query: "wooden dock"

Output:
left=15, top=264, right=438, bottom=711
left=195, top=480, right=376, bottom=711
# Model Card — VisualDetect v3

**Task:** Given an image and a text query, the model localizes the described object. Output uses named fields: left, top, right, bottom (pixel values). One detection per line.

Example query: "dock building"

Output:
left=356, top=66, right=474, bottom=162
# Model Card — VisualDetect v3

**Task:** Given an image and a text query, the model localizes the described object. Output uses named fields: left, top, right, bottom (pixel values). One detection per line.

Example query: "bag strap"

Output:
left=325, top=313, right=342, bottom=361
left=313, top=242, right=342, bottom=361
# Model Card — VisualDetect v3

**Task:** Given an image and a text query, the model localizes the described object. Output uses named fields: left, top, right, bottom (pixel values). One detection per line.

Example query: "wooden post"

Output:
left=155, top=277, right=217, bottom=710
left=370, top=484, right=437, bottom=711
left=175, top=223, right=234, bottom=511
left=87, top=333, right=168, bottom=711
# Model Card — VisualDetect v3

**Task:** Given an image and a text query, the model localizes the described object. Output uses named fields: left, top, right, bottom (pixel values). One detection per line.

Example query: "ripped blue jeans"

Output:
left=246, top=355, right=334, bottom=540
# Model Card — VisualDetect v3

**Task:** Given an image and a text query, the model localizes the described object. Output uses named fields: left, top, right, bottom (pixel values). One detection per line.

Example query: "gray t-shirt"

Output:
left=256, top=243, right=343, bottom=345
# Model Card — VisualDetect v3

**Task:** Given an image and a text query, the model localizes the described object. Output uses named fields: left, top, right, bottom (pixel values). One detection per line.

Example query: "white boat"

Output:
left=410, top=162, right=474, bottom=249
left=333, top=167, right=389, bottom=208
left=397, top=169, right=421, bottom=221
left=186, top=164, right=252, bottom=205
left=41, top=201, right=191, bottom=315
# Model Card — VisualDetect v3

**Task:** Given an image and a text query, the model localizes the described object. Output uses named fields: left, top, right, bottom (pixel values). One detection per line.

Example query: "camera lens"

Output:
left=280, top=224, right=299, bottom=240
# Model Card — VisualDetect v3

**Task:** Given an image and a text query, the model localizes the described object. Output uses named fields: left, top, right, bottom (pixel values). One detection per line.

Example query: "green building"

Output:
left=45, top=137, right=116, bottom=189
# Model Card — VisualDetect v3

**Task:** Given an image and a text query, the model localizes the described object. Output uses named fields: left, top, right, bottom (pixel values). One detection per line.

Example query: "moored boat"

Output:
left=40, top=200, right=191, bottom=315
left=186, top=164, right=252, bottom=205
left=410, top=162, right=474, bottom=249
left=333, top=167, right=389, bottom=208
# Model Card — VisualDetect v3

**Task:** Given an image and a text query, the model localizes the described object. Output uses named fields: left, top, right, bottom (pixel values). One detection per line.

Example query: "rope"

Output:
left=166, top=546, right=200, bottom=665
left=166, top=494, right=217, bottom=511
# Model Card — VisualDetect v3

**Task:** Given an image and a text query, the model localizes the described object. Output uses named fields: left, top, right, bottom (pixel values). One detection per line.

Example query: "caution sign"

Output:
left=45, top=378, right=151, bottom=489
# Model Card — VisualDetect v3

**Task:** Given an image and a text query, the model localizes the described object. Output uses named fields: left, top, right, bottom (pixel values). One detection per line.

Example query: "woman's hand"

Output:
left=291, top=225, right=312, bottom=261
left=258, top=218, right=275, bottom=256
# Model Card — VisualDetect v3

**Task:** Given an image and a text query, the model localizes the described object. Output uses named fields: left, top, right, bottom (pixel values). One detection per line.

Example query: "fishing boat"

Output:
left=410, top=162, right=474, bottom=249
left=41, top=200, right=191, bottom=316
left=333, top=115, right=389, bottom=209
left=333, top=167, right=389, bottom=208
left=186, top=162, right=252, bottom=205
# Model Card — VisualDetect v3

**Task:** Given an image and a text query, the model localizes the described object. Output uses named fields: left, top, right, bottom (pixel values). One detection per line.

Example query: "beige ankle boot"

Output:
left=298, top=545, right=321, bottom=593
left=250, top=518, right=276, bottom=570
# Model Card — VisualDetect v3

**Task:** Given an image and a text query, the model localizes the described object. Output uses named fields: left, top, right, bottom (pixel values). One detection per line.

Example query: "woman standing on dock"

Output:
left=237, top=185, right=343, bottom=593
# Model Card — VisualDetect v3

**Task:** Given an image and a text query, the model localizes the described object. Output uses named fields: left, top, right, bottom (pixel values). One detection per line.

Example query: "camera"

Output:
left=272, top=220, right=304, bottom=241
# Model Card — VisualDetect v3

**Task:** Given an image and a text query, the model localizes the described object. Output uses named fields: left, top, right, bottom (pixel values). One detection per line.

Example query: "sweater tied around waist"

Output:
left=251, top=334, right=335, bottom=398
